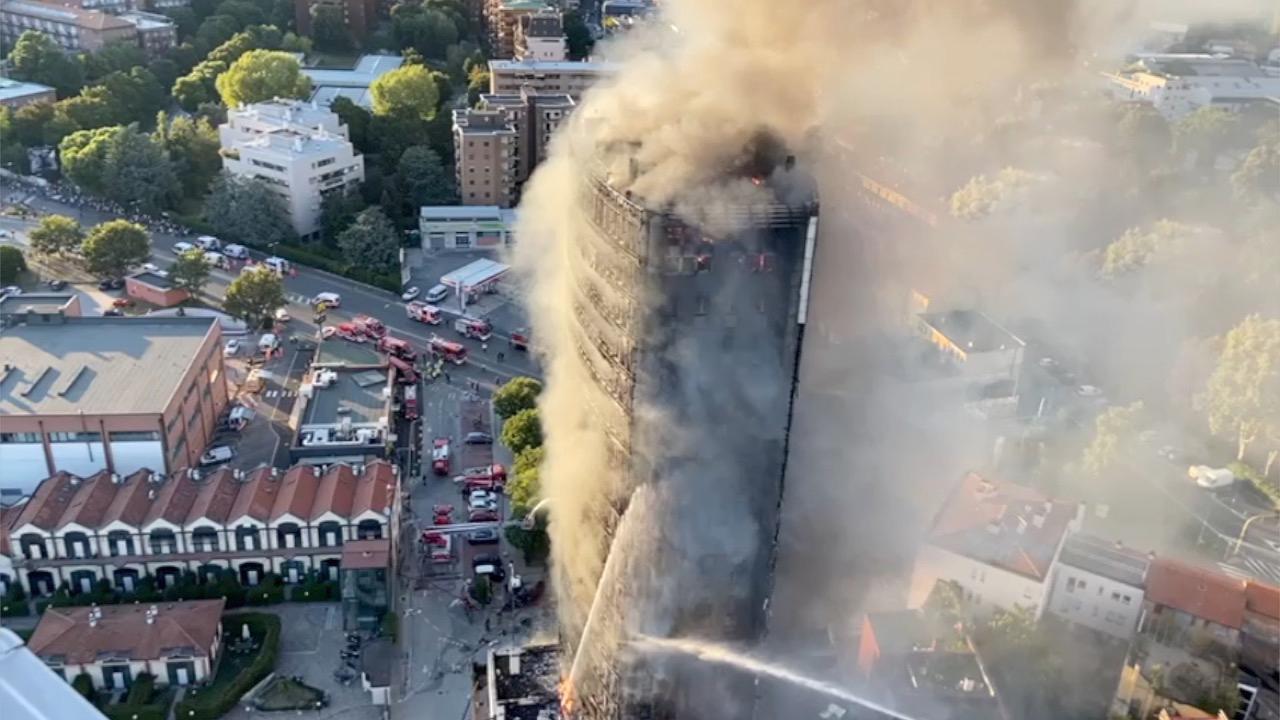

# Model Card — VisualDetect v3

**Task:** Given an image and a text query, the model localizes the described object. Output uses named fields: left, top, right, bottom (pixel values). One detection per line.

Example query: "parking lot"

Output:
left=213, top=330, right=317, bottom=471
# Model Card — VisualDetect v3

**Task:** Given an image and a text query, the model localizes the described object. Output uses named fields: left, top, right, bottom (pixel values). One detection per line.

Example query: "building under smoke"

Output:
left=562, top=133, right=820, bottom=719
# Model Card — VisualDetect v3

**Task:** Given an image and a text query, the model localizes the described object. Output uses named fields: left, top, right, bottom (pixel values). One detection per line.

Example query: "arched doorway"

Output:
left=239, top=562, right=266, bottom=587
left=356, top=519, right=382, bottom=540
left=113, top=568, right=141, bottom=593
left=155, top=566, right=183, bottom=590
left=27, top=570, right=56, bottom=597
left=68, top=569, right=97, bottom=595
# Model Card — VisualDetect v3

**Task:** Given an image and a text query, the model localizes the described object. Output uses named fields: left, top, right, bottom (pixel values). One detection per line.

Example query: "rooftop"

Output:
left=919, top=310, right=1024, bottom=354
left=1057, top=533, right=1150, bottom=587
left=241, top=129, right=353, bottom=159
left=118, top=10, right=173, bottom=29
left=1145, top=557, right=1248, bottom=629
left=129, top=271, right=173, bottom=289
left=521, top=10, right=563, bottom=37
left=301, top=54, right=404, bottom=88
left=420, top=205, right=517, bottom=224
left=309, top=85, right=373, bottom=109
left=341, top=538, right=390, bottom=569
left=489, top=643, right=561, bottom=720
left=0, top=316, right=218, bottom=416
left=0, top=78, right=55, bottom=102
left=0, top=292, right=76, bottom=318
left=29, top=599, right=225, bottom=664
left=1140, top=57, right=1270, bottom=78
left=488, top=58, right=620, bottom=74
left=453, top=108, right=517, bottom=135
left=0, top=628, right=106, bottom=720
left=302, top=368, right=388, bottom=427
left=314, top=337, right=383, bottom=367
left=2, top=0, right=135, bottom=30
left=927, top=472, right=1078, bottom=581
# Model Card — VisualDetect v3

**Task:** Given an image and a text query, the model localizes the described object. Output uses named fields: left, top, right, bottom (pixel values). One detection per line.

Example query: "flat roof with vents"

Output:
left=0, top=316, right=218, bottom=416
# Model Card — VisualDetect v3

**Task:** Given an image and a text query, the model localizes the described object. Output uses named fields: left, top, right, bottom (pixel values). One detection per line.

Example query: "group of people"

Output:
left=16, top=177, right=190, bottom=237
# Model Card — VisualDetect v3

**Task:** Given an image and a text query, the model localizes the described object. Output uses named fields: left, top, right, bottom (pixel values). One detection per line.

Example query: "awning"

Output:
left=440, top=259, right=510, bottom=293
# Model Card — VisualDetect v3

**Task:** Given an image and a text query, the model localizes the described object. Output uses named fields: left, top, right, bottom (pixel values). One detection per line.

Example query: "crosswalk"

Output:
left=1218, top=556, right=1280, bottom=585
left=284, top=292, right=310, bottom=306
left=263, top=389, right=298, bottom=399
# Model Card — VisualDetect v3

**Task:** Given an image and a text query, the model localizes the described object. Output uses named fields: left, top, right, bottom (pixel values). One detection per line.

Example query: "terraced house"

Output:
left=2, top=461, right=400, bottom=597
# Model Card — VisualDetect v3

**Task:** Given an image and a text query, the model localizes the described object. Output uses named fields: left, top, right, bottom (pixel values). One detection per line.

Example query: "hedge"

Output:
left=287, top=579, right=338, bottom=602
left=72, top=672, right=94, bottom=701
left=102, top=673, right=169, bottom=720
left=174, top=613, right=281, bottom=720
left=1, top=599, right=31, bottom=617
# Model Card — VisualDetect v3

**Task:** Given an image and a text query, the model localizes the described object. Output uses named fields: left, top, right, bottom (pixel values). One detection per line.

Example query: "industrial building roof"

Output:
left=301, top=54, right=403, bottom=88
left=310, top=85, right=373, bottom=109
left=2, top=0, right=135, bottom=30
left=0, top=292, right=75, bottom=316
left=1057, top=533, right=1149, bottom=587
left=0, top=316, right=218, bottom=416
left=303, top=369, right=388, bottom=427
left=0, top=78, right=55, bottom=103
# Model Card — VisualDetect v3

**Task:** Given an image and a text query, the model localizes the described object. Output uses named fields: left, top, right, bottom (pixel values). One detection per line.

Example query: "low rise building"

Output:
left=219, top=99, right=364, bottom=239
left=915, top=309, right=1026, bottom=396
left=452, top=107, right=518, bottom=207
left=303, top=54, right=404, bottom=110
left=487, top=58, right=618, bottom=99
left=290, top=366, right=391, bottom=466
left=489, top=0, right=547, bottom=59
left=419, top=205, right=516, bottom=251
left=116, top=10, right=172, bottom=54
left=59, top=0, right=132, bottom=14
left=28, top=600, right=225, bottom=690
left=125, top=270, right=188, bottom=307
left=0, top=291, right=81, bottom=320
left=0, top=315, right=227, bottom=493
left=514, top=7, right=565, bottom=61
left=340, top=538, right=388, bottom=630
left=1104, top=55, right=1280, bottom=120
left=0, top=628, right=107, bottom=720
left=0, top=78, right=55, bottom=108
left=0, top=0, right=137, bottom=53
left=473, top=643, right=562, bottom=720
left=3, top=461, right=399, bottom=597
left=909, top=472, right=1080, bottom=620
left=1046, top=533, right=1150, bottom=641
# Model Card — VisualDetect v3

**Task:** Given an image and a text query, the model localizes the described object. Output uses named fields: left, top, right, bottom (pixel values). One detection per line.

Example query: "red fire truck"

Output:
left=454, top=317, right=492, bottom=341
left=429, top=336, right=468, bottom=365
left=401, top=385, right=419, bottom=420
left=387, top=355, right=419, bottom=384
left=405, top=301, right=443, bottom=325
left=431, top=437, right=450, bottom=476
left=377, top=335, right=418, bottom=362
left=322, top=322, right=368, bottom=343
left=510, top=328, right=530, bottom=351
left=431, top=504, right=454, bottom=525
left=352, top=315, right=386, bottom=339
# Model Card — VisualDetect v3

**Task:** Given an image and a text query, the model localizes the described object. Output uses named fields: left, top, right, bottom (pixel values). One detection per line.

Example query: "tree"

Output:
left=1175, top=107, right=1242, bottom=170
left=169, top=248, right=212, bottom=299
left=53, top=88, right=117, bottom=132
left=81, top=220, right=150, bottom=279
left=81, top=42, right=146, bottom=82
left=223, top=265, right=285, bottom=328
left=501, top=408, right=543, bottom=455
left=1099, top=219, right=1219, bottom=279
left=507, top=445, right=544, bottom=516
left=329, top=97, right=372, bottom=152
left=493, top=376, right=542, bottom=419
left=1231, top=142, right=1280, bottom=204
left=214, top=0, right=266, bottom=27
left=28, top=215, right=84, bottom=256
left=397, top=145, right=455, bottom=207
left=1081, top=402, right=1145, bottom=478
left=154, top=113, right=221, bottom=199
left=466, top=64, right=489, bottom=107
left=337, top=207, right=400, bottom=274
left=369, top=64, right=440, bottom=120
left=215, top=49, right=310, bottom=107
left=194, top=13, right=241, bottom=53
left=311, top=4, right=352, bottom=52
left=60, top=125, right=176, bottom=211
left=203, top=174, right=295, bottom=247
left=391, top=4, right=459, bottom=59
left=948, top=168, right=1044, bottom=220
left=1114, top=103, right=1171, bottom=169
left=8, top=31, right=84, bottom=97
left=0, top=246, right=27, bottom=285
left=59, top=126, right=116, bottom=193
left=1205, top=315, right=1280, bottom=461
left=96, top=68, right=167, bottom=126
left=320, top=192, right=366, bottom=241
left=563, top=10, right=594, bottom=60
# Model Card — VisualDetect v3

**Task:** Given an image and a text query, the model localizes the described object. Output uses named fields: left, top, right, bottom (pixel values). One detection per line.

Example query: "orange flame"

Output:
left=559, top=676, right=577, bottom=717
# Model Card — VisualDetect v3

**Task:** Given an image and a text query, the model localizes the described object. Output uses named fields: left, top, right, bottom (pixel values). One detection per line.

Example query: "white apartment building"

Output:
left=219, top=99, right=363, bottom=239
left=1046, top=533, right=1149, bottom=641
left=2, top=461, right=399, bottom=598
left=910, top=472, right=1081, bottom=620
left=487, top=59, right=618, bottom=99
left=514, top=9, right=566, bottom=62
left=419, top=205, right=517, bottom=251
left=1105, top=55, right=1280, bottom=120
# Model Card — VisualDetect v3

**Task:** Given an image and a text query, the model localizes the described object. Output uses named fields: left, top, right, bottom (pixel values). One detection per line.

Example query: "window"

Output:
left=315, top=157, right=335, bottom=168
left=0, top=432, right=40, bottom=444
left=48, top=432, right=101, bottom=443
left=1067, top=577, right=1076, bottom=592
left=111, top=431, right=160, bottom=442
left=1077, top=580, right=1086, bottom=591
left=1112, top=592, right=1121, bottom=602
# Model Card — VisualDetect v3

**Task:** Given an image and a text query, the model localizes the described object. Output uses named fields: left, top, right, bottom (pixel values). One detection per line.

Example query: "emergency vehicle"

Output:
left=429, top=336, right=468, bottom=365
left=510, top=328, right=530, bottom=351
left=405, top=301, right=443, bottom=325
left=420, top=531, right=452, bottom=563
left=387, top=355, right=419, bottom=384
left=352, top=315, right=386, bottom=338
left=401, top=385, right=419, bottom=421
left=432, top=504, right=454, bottom=525
left=454, top=317, right=492, bottom=341
left=323, top=323, right=368, bottom=342
left=377, top=335, right=418, bottom=361
left=432, top=438, right=451, bottom=476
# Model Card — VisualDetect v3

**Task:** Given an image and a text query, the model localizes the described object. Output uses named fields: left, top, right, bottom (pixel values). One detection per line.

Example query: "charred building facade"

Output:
left=564, top=138, right=819, bottom=719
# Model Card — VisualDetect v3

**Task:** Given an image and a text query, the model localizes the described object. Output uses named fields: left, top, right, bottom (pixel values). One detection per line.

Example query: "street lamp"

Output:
left=1232, top=510, right=1280, bottom=556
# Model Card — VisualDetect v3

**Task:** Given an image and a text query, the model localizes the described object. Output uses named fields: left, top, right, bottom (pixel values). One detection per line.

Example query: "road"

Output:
left=0, top=197, right=543, bottom=389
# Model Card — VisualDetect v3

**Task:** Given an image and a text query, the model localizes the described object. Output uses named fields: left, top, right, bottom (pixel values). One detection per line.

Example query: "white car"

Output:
left=223, top=339, right=242, bottom=356
left=0, top=285, right=22, bottom=298
left=468, top=490, right=499, bottom=511
left=172, top=241, right=196, bottom=255
left=1076, top=384, right=1103, bottom=397
left=311, top=292, right=342, bottom=308
left=224, top=244, right=250, bottom=259
left=199, top=446, right=235, bottom=466
left=274, top=307, right=291, bottom=323
left=401, top=286, right=421, bottom=301
left=425, top=284, right=449, bottom=303
left=195, top=235, right=221, bottom=251
left=140, top=262, right=163, bottom=274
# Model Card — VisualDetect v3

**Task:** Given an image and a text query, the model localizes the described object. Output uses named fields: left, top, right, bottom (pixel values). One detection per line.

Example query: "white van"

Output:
left=258, top=333, right=280, bottom=352
left=224, top=244, right=249, bottom=259
left=203, top=251, right=227, bottom=269
left=425, top=284, right=449, bottom=303
left=195, top=235, right=222, bottom=251
left=172, top=241, right=195, bottom=255
left=264, top=256, right=291, bottom=274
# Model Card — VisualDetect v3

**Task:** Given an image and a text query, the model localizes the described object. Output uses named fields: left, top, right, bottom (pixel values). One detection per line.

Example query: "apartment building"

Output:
left=1105, top=55, right=1280, bottom=120
left=513, top=7, right=564, bottom=61
left=1045, top=533, right=1150, bottom=640
left=116, top=9, right=172, bottom=55
left=29, top=600, right=224, bottom=690
left=0, top=0, right=137, bottom=53
left=62, top=0, right=132, bottom=14
left=909, top=472, right=1081, bottom=620
left=479, top=87, right=573, bottom=183
left=3, top=461, right=399, bottom=597
left=452, top=107, right=518, bottom=207
left=486, top=0, right=547, bottom=59
left=487, top=58, right=618, bottom=99
left=0, top=315, right=228, bottom=494
left=0, top=78, right=55, bottom=108
left=294, top=0, right=375, bottom=41
left=219, top=99, right=364, bottom=238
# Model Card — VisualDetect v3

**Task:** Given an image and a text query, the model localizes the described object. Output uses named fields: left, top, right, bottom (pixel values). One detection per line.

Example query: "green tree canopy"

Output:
left=28, top=215, right=84, bottom=256
left=391, top=4, right=460, bottom=59
left=223, top=265, right=285, bottom=328
left=60, top=125, right=176, bottom=211
left=1099, top=219, right=1220, bottom=279
left=501, top=408, right=543, bottom=455
left=1113, top=103, right=1170, bottom=168
left=203, top=174, right=296, bottom=247
left=1231, top=142, right=1280, bottom=205
left=329, top=97, right=372, bottom=153
left=948, top=167, right=1045, bottom=220
left=81, top=219, right=150, bottom=279
left=0, top=246, right=27, bottom=285
left=95, top=67, right=167, bottom=126
left=337, top=207, right=400, bottom=274
left=1081, top=402, right=1145, bottom=478
left=169, top=247, right=213, bottom=299
left=564, top=11, right=594, bottom=60
left=1205, top=314, right=1280, bottom=461
left=216, top=49, right=311, bottom=107
left=507, top=445, right=544, bottom=517
left=311, top=4, right=352, bottom=52
left=493, top=376, right=543, bottom=419
left=8, top=31, right=84, bottom=97
left=81, top=41, right=147, bottom=82
left=1175, top=107, right=1243, bottom=169
left=397, top=145, right=455, bottom=207
left=155, top=113, right=222, bottom=199
left=320, top=192, right=367, bottom=241
left=369, top=64, right=440, bottom=120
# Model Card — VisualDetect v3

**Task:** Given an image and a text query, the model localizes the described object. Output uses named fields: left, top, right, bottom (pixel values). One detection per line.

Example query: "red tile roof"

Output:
left=270, top=466, right=320, bottom=521
left=54, top=470, right=117, bottom=530
left=351, top=461, right=396, bottom=517
left=0, top=505, right=17, bottom=557
left=99, top=470, right=155, bottom=528
left=927, top=472, right=1078, bottom=581
left=1145, top=557, right=1247, bottom=629
left=1244, top=580, right=1280, bottom=620
left=341, top=538, right=390, bottom=569
left=185, top=468, right=240, bottom=525
left=29, top=599, right=225, bottom=664
left=311, top=464, right=358, bottom=520
left=143, top=469, right=200, bottom=527
left=12, top=472, right=74, bottom=531
left=227, top=467, right=279, bottom=523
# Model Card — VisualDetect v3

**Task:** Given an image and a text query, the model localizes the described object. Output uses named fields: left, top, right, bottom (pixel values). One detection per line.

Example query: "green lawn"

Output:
left=253, top=676, right=325, bottom=711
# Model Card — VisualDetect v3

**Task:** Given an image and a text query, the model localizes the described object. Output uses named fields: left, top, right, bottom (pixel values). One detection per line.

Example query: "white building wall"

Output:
left=0, top=443, right=48, bottom=493
left=1046, top=563, right=1145, bottom=640
left=913, top=544, right=1052, bottom=619
left=109, top=441, right=165, bottom=477
left=522, top=36, right=566, bottom=61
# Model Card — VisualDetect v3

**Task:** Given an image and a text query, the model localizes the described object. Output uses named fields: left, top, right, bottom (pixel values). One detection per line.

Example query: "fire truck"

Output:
left=510, top=328, right=530, bottom=351
left=405, top=301, right=443, bottom=325
left=420, top=531, right=452, bottom=563
left=401, top=385, right=419, bottom=421
left=431, top=437, right=450, bottom=476
left=387, top=355, right=419, bottom=384
left=431, top=504, right=454, bottom=526
left=377, top=336, right=418, bottom=362
left=323, top=323, right=368, bottom=343
left=429, top=336, right=468, bottom=365
left=352, top=315, right=386, bottom=338
left=454, top=317, right=492, bottom=341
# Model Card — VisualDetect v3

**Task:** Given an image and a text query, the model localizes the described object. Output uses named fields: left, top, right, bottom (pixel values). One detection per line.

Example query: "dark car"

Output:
left=464, top=432, right=493, bottom=445
left=45, top=279, right=67, bottom=290
left=98, top=278, right=114, bottom=290
left=466, top=529, right=499, bottom=545
left=102, top=308, right=124, bottom=317
left=471, top=554, right=501, bottom=568
left=110, top=278, right=124, bottom=290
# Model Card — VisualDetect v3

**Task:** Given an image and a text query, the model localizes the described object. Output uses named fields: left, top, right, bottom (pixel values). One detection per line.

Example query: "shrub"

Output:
left=470, top=577, right=492, bottom=606
left=1, top=599, right=31, bottom=617
left=0, top=245, right=27, bottom=284
left=72, top=672, right=95, bottom=701
left=504, top=525, right=550, bottom=565
left=125, top=673, right=155, bottom=705
left=174, top=613, right=281, bottom=720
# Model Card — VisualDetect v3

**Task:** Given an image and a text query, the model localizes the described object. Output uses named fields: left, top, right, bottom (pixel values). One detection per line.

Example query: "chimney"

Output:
left=111, top=473, right=122, bottom=485
left=147, top=489, right=156, bottom=500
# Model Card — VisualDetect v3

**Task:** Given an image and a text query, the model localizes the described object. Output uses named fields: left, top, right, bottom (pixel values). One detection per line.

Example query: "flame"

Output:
left=559, top=676, right=577, bottom=717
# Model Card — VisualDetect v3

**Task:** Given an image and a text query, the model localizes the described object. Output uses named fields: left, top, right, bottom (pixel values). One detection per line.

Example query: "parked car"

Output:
left=468, top=508, right=499, bottom=522
left=274, top=307, right=291, bottom=323
left=1189, top=465, right=1236, bottom=490
left=224, top=339, right=242, bottom=356
left=224, top=244, right=250, bottom=259
left=468, top=490, right=499, bottom=511
left=195, top=235, right=222, bottom=251
left=465, top=432, right=493, bottom=445
left=425, top=284, right=449, bottom=303
left=199, top=446, right=235, bottom=466
left=140, top=263, right=164, bottom=275
left=44, top=279, right=66, bottom=290
left=102, top=308, right=124, bottom=317
left=111, top=297, right=134, bottom=308
left=97, top=278, right=116, bottom=291
left=466, top=529, right=499, bottom=545
left=172, top=241, right=195, bottom=255
left=401, top=286, right=421, bottom=301
left=311, top=292, right=342, bottom=308
left=0, top=285, right=21, bottom=298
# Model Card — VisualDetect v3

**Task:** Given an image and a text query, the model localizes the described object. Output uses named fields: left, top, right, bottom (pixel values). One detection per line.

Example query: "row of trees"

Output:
left=493, top=377, right=545, bottom=517
left=30, top=213, right=213, bottom=294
